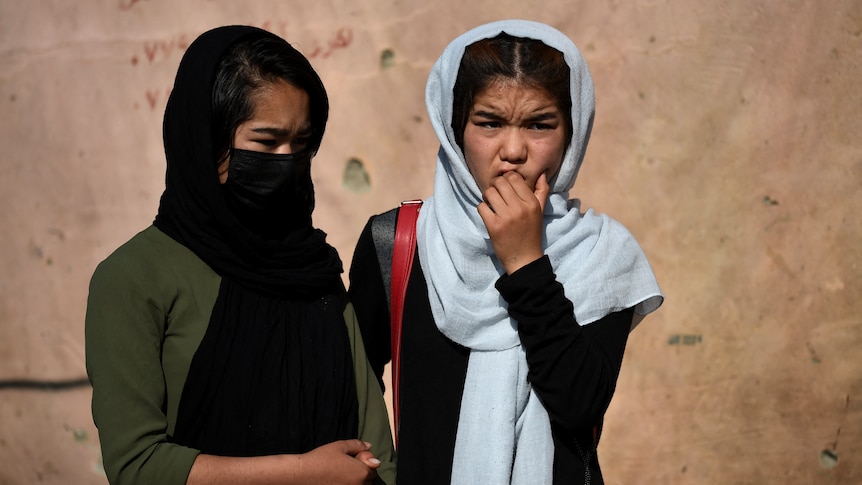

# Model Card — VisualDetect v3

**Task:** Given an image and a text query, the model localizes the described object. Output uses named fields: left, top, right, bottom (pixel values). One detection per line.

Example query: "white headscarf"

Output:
left=416, top=20, right=664, bottom=484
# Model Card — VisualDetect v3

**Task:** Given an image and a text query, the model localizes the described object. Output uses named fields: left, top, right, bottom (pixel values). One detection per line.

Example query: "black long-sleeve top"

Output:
left=348, top=211, right=633, bottom=485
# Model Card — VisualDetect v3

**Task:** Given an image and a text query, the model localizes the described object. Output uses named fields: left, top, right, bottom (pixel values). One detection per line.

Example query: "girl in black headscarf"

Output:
left=86, top=25, right=394, bottom=485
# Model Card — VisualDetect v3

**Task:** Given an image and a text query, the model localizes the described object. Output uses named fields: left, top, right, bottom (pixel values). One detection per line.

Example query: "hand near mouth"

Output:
left=478, top=171, right=550, bottom=274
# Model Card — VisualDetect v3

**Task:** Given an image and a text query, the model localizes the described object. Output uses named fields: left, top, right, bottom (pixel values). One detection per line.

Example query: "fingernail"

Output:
left=364, top=441, right=372, bottom=448
left=369, top=458, right=381, bottom=465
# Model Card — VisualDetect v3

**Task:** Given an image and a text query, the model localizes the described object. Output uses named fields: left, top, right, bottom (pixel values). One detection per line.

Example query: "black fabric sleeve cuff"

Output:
left=496, top=255, right=572, bottom=323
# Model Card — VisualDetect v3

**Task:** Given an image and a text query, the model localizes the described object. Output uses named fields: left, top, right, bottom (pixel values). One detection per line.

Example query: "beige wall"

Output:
left=1, top=1, right=860, bottom=483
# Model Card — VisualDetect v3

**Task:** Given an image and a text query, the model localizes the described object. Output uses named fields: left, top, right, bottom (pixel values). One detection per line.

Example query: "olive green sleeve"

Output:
left=85, top=229, right=207, bottom=484
left=343, top=302, right=397, bottom=485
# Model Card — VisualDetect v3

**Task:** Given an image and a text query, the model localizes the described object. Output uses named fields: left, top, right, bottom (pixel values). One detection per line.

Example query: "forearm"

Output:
left=497, top=256, right=632, bottom=430
left=187, top=436, right=380, bottom=485
left=523, top=309, right=631, bottom=429
left=187, top=454, right=301, bottom=485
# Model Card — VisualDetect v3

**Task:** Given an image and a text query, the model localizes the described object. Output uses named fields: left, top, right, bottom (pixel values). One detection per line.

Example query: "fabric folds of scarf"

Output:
left=170, top=280, right=358, bottom=456
left=417, top=20, right=664, bottom=484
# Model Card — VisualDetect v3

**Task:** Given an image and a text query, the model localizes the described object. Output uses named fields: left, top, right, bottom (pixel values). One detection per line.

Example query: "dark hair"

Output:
left=451, top=33, right=572, bottom=149
left=211, top=35, right=329, bottom=164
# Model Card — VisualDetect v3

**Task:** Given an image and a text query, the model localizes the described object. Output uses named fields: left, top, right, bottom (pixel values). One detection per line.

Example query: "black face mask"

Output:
left=222, top=148, right=314, bottom=238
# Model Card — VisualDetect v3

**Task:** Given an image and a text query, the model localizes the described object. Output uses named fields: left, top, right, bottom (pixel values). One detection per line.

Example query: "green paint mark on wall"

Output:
left=343, top=157, right=371, bottom=193
left=381, top=49, right=395, bottom=69
left=668, top=334, right=702, bottom=346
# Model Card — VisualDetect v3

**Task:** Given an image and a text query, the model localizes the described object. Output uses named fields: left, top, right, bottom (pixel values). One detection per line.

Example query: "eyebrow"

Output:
left=527, top=112, right=560, bottom=121
left=472, top=110, right=505, bottom=120
left=472, top=110, right=560, bottom=122
left=249, top=126, right=312, bottom=136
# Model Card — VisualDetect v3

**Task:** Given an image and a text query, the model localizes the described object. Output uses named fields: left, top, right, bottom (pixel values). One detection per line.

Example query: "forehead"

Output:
left=472, top=80, right=560, bottom=113
left=247, top=80, right=310, bottom=122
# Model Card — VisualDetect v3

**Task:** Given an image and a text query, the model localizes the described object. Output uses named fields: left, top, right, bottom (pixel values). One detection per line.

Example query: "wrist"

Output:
left=502, top=251, right=544, bottom=275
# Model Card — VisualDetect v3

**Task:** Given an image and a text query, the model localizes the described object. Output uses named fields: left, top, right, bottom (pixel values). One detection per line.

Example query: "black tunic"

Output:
left=349, top=211, right=634, bottom=485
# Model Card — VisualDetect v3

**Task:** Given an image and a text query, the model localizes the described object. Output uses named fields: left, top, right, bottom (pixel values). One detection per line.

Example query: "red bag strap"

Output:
left=390, top=199, right=422, bottom=444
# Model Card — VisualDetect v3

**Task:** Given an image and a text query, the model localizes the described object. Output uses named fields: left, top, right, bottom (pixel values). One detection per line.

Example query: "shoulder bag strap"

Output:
left=370, top=208, right=397, bottom=311
left=389, top=199, right=422, bottom=444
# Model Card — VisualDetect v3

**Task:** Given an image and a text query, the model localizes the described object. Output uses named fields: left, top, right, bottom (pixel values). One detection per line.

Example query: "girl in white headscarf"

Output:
left=349, top=19, right=663, bottom=485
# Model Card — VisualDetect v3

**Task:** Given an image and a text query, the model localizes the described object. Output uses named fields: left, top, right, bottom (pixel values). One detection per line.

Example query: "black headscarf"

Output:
left=155, top=25, right=357, bottom=456
left=155, top=25, right=342, bottom=297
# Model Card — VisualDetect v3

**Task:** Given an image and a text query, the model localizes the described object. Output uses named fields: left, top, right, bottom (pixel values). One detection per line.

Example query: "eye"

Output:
left=253, top=138, right=278, bottom=147
left=529, top=122, right=554, bottom=131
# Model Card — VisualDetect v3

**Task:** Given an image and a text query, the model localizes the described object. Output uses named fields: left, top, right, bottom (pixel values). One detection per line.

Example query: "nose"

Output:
left=275, top=144, right=296, bottom=155
left=499, top=129, right=527, bottom=164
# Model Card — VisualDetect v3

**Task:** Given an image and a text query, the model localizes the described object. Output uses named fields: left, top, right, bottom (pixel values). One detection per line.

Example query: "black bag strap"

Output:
left=370, top=208, right=398, bottom=313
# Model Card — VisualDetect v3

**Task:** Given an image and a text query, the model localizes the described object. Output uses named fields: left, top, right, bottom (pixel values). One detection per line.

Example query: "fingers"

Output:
left=508, top=171, right=540, bottom=203
left=497, top=171, right=533, bottom=204
left=355, top=450, right=382, bottom=469
left=477, top=200, right=495, bottom=228
left=306, top=440, right=379, bottom=484
left=482, top=172, right=540, bottom=220
left=534, top=172, right=550, bottom=213
left=340, top=441, right=380, bottom=468
left=478, top=172, right=546, bottom=275
left=339, top=439, right=372, bottom=456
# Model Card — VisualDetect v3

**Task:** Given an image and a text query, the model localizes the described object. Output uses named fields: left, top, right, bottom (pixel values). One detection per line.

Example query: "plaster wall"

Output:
left=1, top=1, right=860, bottom=483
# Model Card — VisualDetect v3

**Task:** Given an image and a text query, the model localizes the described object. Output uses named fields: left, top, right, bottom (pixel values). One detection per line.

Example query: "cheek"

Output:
left=462, top=132, right=488, bottom=186
left=546, top=148, right=565, bottom=174
left=463, top=152, right=485, bottom=188
left=544, top=137, right=567, bottom=177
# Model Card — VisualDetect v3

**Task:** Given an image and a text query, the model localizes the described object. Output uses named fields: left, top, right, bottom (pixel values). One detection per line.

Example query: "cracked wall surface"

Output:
left=1, top=1, right=860, bottom=483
